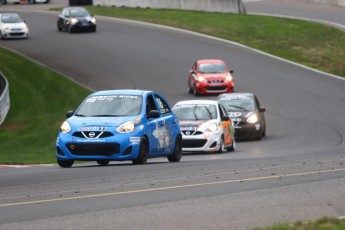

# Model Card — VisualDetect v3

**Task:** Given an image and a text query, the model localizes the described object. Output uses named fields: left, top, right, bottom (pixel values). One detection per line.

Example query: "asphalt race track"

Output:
left=0, top=1, right=345, bottom=229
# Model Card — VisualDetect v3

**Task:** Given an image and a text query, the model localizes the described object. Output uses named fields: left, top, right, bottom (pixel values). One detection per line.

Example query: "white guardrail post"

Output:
left=0, top=71, right=10, bottom=126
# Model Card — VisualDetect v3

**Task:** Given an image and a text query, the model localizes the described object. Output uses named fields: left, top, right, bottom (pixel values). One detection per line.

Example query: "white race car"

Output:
left=0, top=13, right=29, bottom=40
left=173, top=100, right=235, bottom=153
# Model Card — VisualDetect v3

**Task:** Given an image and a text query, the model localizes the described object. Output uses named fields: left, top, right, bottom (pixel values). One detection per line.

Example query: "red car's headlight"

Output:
left=197, top=75, right=206, bottom=83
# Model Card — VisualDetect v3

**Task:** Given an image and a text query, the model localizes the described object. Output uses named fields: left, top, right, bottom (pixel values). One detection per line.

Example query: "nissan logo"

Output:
left=89, top=132, right=96, bottom=138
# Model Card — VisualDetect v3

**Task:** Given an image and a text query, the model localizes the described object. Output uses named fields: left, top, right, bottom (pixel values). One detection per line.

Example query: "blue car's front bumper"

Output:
left=56, top=130, right=142, bottom=161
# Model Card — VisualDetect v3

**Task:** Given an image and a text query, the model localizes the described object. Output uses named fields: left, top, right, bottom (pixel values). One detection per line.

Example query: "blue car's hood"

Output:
left=67, top=116, right=137, bottom=129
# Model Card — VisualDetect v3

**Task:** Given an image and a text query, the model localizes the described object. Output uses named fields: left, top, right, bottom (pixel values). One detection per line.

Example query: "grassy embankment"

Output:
left=0, top=48, right=90, bottom=164
left=1, top=6, right=345, bottom=164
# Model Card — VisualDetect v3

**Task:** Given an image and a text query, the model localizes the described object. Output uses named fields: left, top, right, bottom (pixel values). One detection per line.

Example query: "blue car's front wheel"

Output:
left=97, top=160, right=110, bottom=166
left=57, top=158, right=74, bottom=168
left=132, top=136, right=148, bottom=165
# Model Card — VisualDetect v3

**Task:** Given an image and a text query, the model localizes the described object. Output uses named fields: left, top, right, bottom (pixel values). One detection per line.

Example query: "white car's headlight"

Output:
left=21, top=24, right=28, bottom=30
left=2, top=26, right=9, bottom=31
left=70, top=18, right=78, bottom=25
left=91, top=17, right=96, bottom=24
left=61, top=121, right=71, bottom=133
left=247, top=114, right=258, bottom=123
left=206, top=123, right=218, bottom=132
left=116, top=120, right=136, bottom=133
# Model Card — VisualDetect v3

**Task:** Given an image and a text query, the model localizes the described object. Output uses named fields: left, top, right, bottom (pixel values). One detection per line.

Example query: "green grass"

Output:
left=253, top=217, right=345, bottom=230
left=81, top=6, right=345, bottom=77
left=0, top=47, right=90, bottom=164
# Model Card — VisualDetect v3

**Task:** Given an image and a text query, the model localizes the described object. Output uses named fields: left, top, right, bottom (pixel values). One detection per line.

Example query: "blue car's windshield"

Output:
left=173, top=104, right=217, bottom=120
left=75, top=95, right=143, bottom=117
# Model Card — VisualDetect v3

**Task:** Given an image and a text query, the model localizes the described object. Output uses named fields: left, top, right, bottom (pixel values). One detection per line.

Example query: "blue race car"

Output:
left=56, top=89, right=182, bottom=167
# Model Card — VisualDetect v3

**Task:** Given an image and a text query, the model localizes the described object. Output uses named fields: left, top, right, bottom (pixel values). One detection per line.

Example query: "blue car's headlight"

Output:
left=61, top=121, right=71, bottom=133
left=116, top=120, right=136, bottom=133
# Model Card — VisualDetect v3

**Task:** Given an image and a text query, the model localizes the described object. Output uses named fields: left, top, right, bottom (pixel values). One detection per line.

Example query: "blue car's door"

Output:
left=151, top=94, right=177, bottom=155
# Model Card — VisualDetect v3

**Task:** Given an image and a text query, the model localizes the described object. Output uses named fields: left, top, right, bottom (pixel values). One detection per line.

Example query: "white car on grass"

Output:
left=172, top=100, right=235, bottom=153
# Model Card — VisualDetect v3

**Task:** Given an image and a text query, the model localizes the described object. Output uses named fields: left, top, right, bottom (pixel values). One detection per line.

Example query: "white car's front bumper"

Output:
left=1, top=28, right=29, bottom=39
left=182, top=130, right=222, bottom=152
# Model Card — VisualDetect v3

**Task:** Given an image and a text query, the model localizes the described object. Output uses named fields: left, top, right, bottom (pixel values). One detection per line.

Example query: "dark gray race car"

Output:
left=57, top=7, right=96, bottom=33
left=217, top=92, right=266, bottom=141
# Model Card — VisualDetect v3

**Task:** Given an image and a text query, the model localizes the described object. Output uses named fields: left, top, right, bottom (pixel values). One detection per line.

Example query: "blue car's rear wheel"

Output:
left=168, top=136, right=182, bottom=162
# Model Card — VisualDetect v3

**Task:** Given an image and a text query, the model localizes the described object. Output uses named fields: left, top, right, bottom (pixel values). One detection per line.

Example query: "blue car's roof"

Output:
left=90, top=89, right=153, bottom=97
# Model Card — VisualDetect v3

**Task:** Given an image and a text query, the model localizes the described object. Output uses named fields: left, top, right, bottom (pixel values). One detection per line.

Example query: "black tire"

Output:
left=217, top=136, right=226, bottom=153
left=168, top=136, right=182, bottom=162
left=97, top=160, right=110, bottom=166
left=2, top=0, right=7, bottom=5
left=132, top=136, right=148, bottom=164
left=193, top=87, right=199, bottom=96
left=188, top=87, right=193, bottom=94
left=91, top=27, right=96, bottom=33
left=254, top=131, right=262, bottom=141
left=57, top=22, right=62, bottom=32
left=227, top=135, right=236, bottom=152
left=262, top=123, right=266, bottom=137
left=57, top=159, right=74, bottom=168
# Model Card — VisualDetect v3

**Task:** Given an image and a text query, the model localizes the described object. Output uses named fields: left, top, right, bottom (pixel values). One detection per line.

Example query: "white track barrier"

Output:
left=93, top=0, right=247, bottom=13
left=0, top=72, right=10, bottom=126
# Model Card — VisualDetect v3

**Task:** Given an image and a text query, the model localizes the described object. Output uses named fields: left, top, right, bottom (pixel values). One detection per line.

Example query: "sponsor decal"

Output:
left=130, top=137, right=141, bottom=143
left=228, top=112, right=241, bottom=117
left=78, top=126, right=105, bottom=131
left=76, top=139, right=106, bottom=143
left=152, top=120, right=172, bottom=152
left=85, top=95, right=139, bottom=103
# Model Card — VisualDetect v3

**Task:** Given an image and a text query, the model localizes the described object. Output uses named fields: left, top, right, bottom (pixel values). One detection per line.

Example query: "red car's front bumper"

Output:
left=195, top=81, right=234, bottom=95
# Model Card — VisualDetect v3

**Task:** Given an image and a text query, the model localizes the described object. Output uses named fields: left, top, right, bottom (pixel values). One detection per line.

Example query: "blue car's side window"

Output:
left=154, top=95, right=171, bottom=115
left=146, top=94, right=158, bottom=116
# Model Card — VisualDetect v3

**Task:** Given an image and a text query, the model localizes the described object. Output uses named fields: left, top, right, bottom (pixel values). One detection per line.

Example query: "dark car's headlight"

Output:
left=247, top=114, right=258, bottom=123
left=70, top=18, right=78, bottom=25
left=91, top=17, right=96, bottom=24
left=61, top=121, right=71, bottom=133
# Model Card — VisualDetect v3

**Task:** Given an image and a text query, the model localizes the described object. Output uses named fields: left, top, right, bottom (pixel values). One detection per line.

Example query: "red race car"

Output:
left=188, top=59, right=235, bottom=96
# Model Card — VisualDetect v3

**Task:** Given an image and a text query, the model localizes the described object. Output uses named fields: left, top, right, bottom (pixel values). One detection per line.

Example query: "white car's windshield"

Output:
left=1, top=14, right=23, bottom=23
left=173, top=104, right=217, bottom=120
left=75, top=95, right=143, bottom=117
